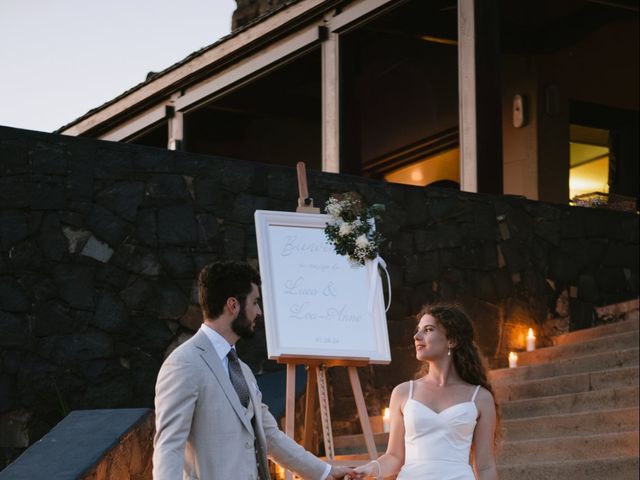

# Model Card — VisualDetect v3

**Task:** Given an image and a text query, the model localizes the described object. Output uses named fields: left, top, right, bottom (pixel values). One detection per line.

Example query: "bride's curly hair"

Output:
left=416, top=303, right=502, bottom=448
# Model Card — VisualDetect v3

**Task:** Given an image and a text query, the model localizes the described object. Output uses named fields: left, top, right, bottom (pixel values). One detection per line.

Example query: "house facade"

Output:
left=58, top=0, right=639, bottom=208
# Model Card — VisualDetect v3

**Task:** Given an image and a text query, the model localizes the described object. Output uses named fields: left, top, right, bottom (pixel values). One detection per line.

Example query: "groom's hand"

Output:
left=350, top=461, right=378, bottom=478
left=327, top=465, right=357, bottom=479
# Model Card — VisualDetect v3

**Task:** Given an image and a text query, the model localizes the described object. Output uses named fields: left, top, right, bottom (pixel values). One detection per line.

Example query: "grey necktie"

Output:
left=227, top=349, right=250, bottom=408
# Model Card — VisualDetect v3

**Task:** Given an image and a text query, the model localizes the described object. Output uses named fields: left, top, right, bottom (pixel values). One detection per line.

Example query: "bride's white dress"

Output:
left=396, top=381, right=480, bottom=480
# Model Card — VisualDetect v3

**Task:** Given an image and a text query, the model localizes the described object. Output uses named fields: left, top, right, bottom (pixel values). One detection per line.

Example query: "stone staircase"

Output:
left=492, top=313, right=639, bottom=480
left=331, top=306, right=639, bottom=479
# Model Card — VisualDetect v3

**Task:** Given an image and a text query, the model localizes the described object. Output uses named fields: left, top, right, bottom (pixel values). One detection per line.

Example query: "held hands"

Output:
left=327, top=465, right=358, bottom=479
left=345, top=460, right=381, bottom=479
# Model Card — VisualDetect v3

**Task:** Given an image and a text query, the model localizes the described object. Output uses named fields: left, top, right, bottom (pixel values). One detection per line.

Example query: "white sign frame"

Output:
left=254, top=210, right=391, bottom=364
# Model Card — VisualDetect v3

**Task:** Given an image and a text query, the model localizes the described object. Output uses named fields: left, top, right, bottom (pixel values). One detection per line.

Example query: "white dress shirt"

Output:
left=200, top=323, right=236, bottom=377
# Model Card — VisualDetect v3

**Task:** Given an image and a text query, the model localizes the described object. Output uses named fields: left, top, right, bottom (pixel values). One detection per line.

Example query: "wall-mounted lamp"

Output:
left=513, top=94, right=528, bottom=128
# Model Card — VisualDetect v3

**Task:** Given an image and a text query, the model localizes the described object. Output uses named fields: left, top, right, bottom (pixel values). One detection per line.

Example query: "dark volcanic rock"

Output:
left=157, top=205, right=197, bottom=245
left=0, top=211, right=28, bottom=250
left=53, top=264, right=95, bottom=310
left=96, top=181, right=145, bottom=222
left=92, top=291, right=129, bottom=333
left=39, top=332, right=114, bottom=364
left=0, top=311, right=27, bottom=348
left=0, top=277, right=30, bottom=312
left=85, top=204, right=130, bottom=247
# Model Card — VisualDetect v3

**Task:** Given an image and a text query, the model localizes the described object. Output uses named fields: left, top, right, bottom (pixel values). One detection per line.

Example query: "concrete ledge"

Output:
left=489, top=347, right=639, bottom=385
left=498, top=456, right=639, bottom=480
left=518, top=330, right=639, bottom=366
left=594, top=299, right=639, bottom=319
left=494, top=366, right=639, bottom=402
left=503, top=407, right=639, bottom=441
left=498, top=431, right=639, bottom=464
left=553, top=316, right=639, bottom=346
left=500, top=386, right=639, bottom=419
left=0, top=409, right=152, bottom=480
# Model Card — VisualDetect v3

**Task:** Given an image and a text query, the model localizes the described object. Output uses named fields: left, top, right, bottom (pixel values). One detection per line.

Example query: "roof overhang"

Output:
left=58, top=0, right=403, bottom=138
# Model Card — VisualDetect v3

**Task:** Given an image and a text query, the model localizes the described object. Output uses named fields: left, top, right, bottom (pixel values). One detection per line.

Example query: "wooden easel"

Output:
left=277, top=163, right=378, bottom=479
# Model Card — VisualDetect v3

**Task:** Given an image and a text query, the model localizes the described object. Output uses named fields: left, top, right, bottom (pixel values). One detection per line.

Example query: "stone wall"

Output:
left=0, top=125, right=637, bottom=458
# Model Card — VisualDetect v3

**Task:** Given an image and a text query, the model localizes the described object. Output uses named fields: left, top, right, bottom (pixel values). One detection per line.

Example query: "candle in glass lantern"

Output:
left=508, top=351, right=518, bottom=368
left=526, top=328, right=536, bottom=352
left=382, top=407, right=391, bottom=433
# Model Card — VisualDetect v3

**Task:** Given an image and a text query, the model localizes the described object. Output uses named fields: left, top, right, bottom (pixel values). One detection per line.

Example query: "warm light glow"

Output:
left=410, top=169, right=424, bottom=182
left=384, top=147, right=460, bottom=187
left=508, top=351, right=518, bottom=368
left=526, top=328, right=536, bottom=352
left=569, top=141, right=609, bottom=199
left=382, top=407, right=391, bottom=433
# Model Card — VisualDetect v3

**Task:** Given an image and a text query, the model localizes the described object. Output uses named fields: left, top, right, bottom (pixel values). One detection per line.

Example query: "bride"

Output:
left=352, top=304, right=500, bottom=480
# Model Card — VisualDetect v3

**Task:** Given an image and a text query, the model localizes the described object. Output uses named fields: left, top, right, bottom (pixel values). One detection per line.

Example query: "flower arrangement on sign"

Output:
left=324, top=192, right=385, bottom=266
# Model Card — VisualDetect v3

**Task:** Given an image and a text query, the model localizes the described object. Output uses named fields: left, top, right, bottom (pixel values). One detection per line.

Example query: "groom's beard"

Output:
left=231, top=302, right=256, bottom=339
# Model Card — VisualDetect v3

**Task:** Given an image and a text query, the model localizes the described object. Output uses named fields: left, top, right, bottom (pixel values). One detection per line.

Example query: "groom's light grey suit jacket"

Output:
left=153, top=329, right=328, bottom=480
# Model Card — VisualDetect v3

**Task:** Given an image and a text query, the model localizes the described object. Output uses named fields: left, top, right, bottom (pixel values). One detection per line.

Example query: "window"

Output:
left=569, top=124, right=610, bottom=202
left=384, top=147, right=460, bottom=187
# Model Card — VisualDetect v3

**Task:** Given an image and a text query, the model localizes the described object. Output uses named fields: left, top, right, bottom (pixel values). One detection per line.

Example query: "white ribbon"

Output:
left=368, top=256, right=392, bottom=313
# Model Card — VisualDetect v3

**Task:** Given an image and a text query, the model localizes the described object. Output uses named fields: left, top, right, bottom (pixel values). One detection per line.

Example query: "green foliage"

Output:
left=324, top=192, right=385, bottom=266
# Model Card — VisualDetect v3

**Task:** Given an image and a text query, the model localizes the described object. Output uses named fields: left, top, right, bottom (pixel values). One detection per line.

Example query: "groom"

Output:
left=153, top=260, right=354, bottom=479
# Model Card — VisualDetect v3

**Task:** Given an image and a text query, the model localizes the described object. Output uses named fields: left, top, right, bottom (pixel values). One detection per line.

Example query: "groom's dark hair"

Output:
left=198, top=261, right=261, bottom=319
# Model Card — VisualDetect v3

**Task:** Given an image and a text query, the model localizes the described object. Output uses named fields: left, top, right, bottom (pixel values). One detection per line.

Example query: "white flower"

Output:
left=326, top=201, right=342, bottom=217
left=327, top=217, right=344, bottom=227
left=355, top=234, right=369, bottom=248
left=339, top=223, right=354, bottom=236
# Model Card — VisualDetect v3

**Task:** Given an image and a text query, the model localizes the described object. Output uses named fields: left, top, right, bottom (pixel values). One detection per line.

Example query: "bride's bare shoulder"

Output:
left=388, top=381, right=412, bottom=411
left=391, top=380, right=412, bottom=399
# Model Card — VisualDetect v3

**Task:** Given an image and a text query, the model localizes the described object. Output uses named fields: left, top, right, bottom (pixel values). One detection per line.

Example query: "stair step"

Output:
left=503, top=407, right=639, bottom=441
left=501, top=386, right=639, bottom=419
left=553, top=317, right=639, bottom=346
left=595, top=299, right=639, bottom=319
left=489, top=347, right=638, bottom=386
left=518, top=330, right=639, bottom=366
left=498, top=431, right=638, bottom=464
left=494, top=366, right=639, bottom=402
left=498, top=456, right=639, bottom=480
left=333, top=432, right=387, bottom=456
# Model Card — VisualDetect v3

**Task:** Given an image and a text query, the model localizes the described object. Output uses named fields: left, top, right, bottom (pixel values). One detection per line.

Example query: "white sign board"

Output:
left=254, top=210, right=391, bottom=364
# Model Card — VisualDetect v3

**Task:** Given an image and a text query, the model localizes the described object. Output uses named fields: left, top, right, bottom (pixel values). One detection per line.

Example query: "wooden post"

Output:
left=302, top=367, right=317, bottom=451
left=284, top=364, right=297, bottom=480
left=458, top=0, right=478, bottom=193
left=321, top=31, right=340, bottom=173
left=296, top=162, right=320, bottom=213
left=316, top=365, right=335, bottom=459
left=167, top=93, right=183, bottom=151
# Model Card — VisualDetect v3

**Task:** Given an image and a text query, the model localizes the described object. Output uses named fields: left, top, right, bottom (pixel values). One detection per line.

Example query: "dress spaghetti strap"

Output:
left=471, top=385, right=481, bottom=402
left=409, top=380, right=414, bottom=399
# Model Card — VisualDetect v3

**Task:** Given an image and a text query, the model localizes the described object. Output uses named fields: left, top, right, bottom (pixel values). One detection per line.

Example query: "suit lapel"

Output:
left=192, top=330, right=253, bottom=433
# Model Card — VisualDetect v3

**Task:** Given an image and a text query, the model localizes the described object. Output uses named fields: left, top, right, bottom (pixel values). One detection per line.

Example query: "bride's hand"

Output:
left=349, top=461, right=380, bottom=478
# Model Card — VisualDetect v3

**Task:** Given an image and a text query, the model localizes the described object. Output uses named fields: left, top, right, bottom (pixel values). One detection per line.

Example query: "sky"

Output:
left=0, top=0, right=236, bottom=133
